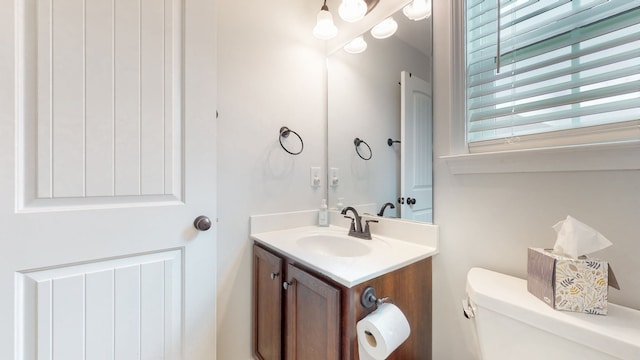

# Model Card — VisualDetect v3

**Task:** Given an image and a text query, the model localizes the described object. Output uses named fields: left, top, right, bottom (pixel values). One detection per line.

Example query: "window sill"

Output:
left=442, top=141, right=640, bottom=174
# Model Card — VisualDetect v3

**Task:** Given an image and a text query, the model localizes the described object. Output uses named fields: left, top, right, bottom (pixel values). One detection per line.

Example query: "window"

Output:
left=465, top=0, right=640, bottom=153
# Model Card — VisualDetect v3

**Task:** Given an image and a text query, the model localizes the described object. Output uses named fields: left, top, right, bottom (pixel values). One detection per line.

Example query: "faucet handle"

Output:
left=343, top=216, right=356, bottom=231
left=364, top=219, right=378, bottom=233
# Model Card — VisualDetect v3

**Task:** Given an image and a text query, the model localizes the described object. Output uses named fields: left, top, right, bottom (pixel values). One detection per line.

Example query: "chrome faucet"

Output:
left=340, top=206, right=378, bottom=240
left=377, top=202, right=396, bottom=217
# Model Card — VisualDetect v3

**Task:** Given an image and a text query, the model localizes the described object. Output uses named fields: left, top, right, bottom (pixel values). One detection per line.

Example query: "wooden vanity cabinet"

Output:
left=285, top=263, right=341, bottom=360
left=253, top=245, right=283, bottom=360
left=253, top=243, right=432, bottom=360
left=345, top=256, right=432, bottom=360
left=254, top=244, right=340, bottom=360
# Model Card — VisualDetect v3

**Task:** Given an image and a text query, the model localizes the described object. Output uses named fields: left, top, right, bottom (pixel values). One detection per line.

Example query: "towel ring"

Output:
left=279, top=126, right=303, bottom=155
left=354, top=138, right=372, bottom=160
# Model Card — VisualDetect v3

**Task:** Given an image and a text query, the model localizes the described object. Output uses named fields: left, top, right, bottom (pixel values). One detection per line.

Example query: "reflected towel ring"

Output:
left=279, top=126, right=304, bottom=155
left=387, top=138, right=401, bottom=146
left=354, top=138, right=372, bottom=160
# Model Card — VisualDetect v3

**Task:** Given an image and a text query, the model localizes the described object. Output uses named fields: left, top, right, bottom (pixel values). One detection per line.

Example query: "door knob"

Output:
left=193, top=215, right=212, bottom=231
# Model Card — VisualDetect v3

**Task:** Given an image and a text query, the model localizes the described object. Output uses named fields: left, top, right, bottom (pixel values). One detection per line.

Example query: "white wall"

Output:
left=217, top=0, right=640, bottom=359
left=431, top=0, right=640, bottom=359
left=216, top=1, right=326, bottom=359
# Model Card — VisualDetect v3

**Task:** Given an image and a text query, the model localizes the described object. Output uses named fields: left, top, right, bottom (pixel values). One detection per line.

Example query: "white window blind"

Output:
left=465, top=0, right=640, bottom=152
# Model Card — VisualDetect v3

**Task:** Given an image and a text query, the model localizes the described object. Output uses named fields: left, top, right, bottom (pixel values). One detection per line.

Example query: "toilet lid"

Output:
left=466, top=267, right=640, bottom=360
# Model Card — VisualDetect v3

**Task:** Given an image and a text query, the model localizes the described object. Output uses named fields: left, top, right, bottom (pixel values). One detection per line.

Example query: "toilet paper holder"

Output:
left=361, top=286, right=394, bottom=309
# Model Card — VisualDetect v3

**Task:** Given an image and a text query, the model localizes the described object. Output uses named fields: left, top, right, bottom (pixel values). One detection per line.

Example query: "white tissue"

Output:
left=357, top=303, right=411, bottom=359
left=552, top=215, right=612, bottom=259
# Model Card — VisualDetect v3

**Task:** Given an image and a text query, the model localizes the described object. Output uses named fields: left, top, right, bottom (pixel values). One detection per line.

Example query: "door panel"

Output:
left=253, top=245, right=283, bottom=360
left=17, top=249, right=182, bottom=359
left=23, top=0, right=183, bottom=208
left=85, top=270, right=116, bottom=360
left=400, top=71, right=433, bottom=222
left=1, top=0, right=217, bottom=358
left=285, top=264, right=340, bottom=360
left=85, top=0, right=116, bottom=198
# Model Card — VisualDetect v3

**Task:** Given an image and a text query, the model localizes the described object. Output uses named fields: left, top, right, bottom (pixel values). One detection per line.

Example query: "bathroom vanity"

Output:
left=251, top=222, right=438, bottom=360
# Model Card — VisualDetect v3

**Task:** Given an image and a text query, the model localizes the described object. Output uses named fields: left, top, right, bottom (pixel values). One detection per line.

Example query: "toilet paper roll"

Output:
left=357, top=303, right=411, bottom=359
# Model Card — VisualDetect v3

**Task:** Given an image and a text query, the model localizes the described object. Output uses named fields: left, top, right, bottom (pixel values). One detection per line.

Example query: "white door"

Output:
left=400, top=71, right=433, bottom=222
left=0, top=0, right=217, bottom=359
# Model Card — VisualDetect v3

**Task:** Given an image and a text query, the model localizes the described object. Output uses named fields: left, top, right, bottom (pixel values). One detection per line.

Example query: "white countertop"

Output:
left=251, top=225, right=439, bottom=288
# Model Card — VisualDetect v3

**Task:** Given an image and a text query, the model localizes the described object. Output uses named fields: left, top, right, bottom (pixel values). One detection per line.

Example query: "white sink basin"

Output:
left=296, top=234, right=371, bottom=257
left=251, top=224, right=439, bottom=287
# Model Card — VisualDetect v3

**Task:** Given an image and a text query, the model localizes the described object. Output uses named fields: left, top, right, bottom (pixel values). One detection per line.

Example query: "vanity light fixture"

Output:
left=343, top=35, right=368, bottom=54
left=403, top=0, right=431, bottom=21
left=370, top=17, right=398, bottom=39
left=313, top=0, right=338, bottom=40
left=338, top=0, right=368, bottom=23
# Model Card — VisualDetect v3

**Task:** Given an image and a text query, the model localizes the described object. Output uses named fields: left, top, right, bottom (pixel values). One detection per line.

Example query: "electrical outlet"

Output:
left=310, top=167, right=321, bottom=187
left=330, top=167, right=339, bottom=187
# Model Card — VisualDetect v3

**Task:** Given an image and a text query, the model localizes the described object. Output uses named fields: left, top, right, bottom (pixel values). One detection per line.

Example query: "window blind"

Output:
left=465, top=0, right=640, bottom=152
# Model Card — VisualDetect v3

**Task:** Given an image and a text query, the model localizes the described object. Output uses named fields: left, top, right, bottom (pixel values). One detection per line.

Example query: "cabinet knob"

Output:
left=283, top=281, right=293, bottom=290
left=270, top=272, right=279, bottom=280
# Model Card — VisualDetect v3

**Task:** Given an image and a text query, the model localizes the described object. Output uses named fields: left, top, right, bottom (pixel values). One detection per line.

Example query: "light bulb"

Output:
left=403, top=0, right=431, bottom=21
left=338, top=0, right=367, bottom=23
left=370, top=17, right=398, bottom=39
left=313, top=5, right=338, bottom=40
left=344, top=36, right=367, bottom=54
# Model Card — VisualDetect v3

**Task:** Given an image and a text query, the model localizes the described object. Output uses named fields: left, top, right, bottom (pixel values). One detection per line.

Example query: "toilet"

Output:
left=464, top=267, right=640, bottom=360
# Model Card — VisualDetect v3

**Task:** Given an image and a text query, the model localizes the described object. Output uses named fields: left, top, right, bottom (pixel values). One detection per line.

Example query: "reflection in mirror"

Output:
left=327, top=3, right=433, bottom=223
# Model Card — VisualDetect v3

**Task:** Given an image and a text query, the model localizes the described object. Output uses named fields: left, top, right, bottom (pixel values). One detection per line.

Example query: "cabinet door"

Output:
left=285, top=264, right=340, bottom=360
left=254, top=245, right=283, bottom=360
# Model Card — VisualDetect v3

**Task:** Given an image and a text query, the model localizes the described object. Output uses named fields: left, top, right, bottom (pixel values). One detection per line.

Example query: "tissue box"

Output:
left=527, top=248, right=619, bottom=315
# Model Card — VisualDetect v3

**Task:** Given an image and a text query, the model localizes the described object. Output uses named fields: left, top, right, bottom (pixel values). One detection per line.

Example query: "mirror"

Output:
left=327, top=1, right=433, bottom=223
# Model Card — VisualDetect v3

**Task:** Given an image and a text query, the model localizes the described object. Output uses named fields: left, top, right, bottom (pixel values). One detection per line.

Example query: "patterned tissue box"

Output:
left=527, top=248, right=619, bottom=315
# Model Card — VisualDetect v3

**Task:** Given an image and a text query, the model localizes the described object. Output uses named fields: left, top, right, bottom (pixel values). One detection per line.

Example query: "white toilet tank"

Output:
left=465, top=267, right=640, bottom=360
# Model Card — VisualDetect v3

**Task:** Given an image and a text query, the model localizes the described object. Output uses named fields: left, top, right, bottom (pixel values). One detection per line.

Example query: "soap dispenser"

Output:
left=318, top=198, right=329, bottom=227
